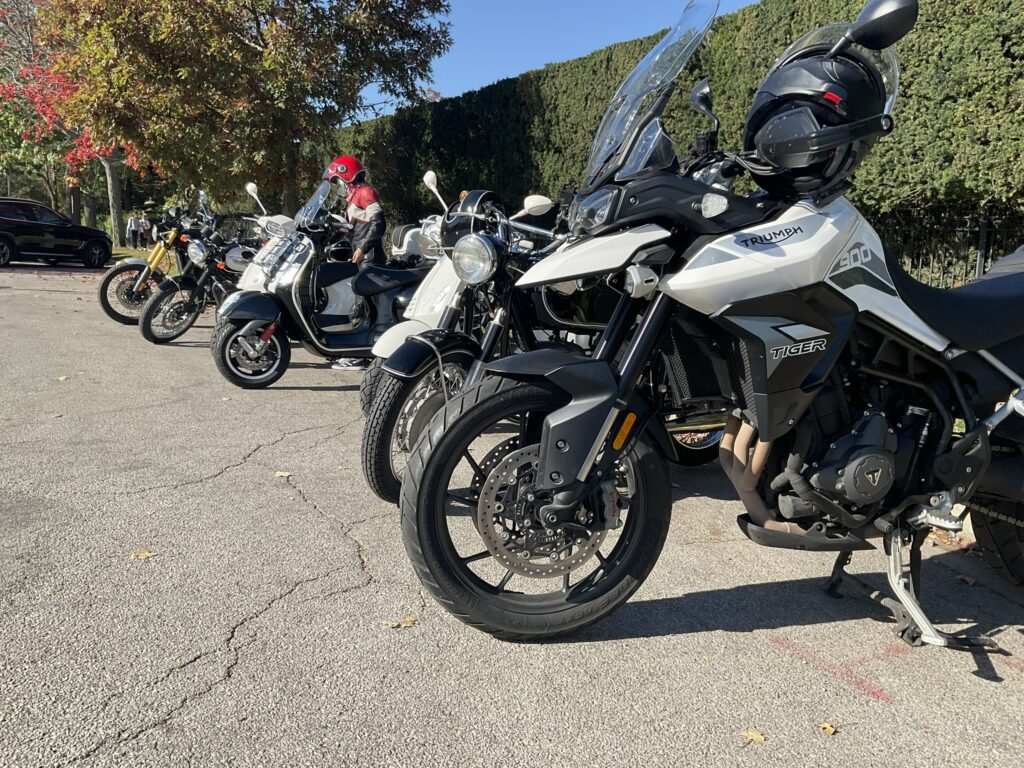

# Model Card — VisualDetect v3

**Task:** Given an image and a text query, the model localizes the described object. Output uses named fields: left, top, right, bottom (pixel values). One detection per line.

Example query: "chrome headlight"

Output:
left=452, top=234, right=497, bottom=285
left=264, top=218, right=286, bottom=237
left=187, top=241, right=208, bottom=265
left=570, top=187, right=618, bottom=233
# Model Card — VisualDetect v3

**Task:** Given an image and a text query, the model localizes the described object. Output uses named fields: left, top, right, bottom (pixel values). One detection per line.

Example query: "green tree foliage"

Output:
left=341, top=0, right=1024, bottom=222
left=40, top=0, right=452, bottom=210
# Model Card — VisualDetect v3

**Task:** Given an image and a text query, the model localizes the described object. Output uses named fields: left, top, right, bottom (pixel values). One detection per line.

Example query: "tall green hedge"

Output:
left=339, top=0, right=1024, bottom=223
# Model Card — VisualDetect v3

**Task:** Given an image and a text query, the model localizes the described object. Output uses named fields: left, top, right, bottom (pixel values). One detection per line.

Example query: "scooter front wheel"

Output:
left=211, top=320, right=291, bottom=388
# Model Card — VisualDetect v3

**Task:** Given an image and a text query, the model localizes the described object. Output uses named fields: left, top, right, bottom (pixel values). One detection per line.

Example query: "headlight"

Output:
left=570, top=188, right=618, bottom=233
left=452, top=234, right=497, bottom=285
left=187, top=241, right=208, bottom=265
left=264, top=219, right=286, bottom=237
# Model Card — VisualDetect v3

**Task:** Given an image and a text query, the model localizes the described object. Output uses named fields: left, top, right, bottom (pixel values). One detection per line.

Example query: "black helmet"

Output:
left=742, top=2, right=915, bottom=198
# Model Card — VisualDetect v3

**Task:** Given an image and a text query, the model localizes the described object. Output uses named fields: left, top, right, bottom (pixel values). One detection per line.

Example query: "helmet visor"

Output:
left=773, top=24, right=900, bottom=113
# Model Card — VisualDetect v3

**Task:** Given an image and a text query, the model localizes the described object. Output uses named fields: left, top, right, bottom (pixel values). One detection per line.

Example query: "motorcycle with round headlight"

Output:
left=137, top=223, right=259, bottom=344
left=97, top=196, right=214, bottom=325
left=399, top=0, right=1024, bottom=648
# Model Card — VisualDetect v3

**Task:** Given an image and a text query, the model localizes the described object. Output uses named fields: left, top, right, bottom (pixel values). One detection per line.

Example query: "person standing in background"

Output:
left=125, top=213, right=140, bottom=249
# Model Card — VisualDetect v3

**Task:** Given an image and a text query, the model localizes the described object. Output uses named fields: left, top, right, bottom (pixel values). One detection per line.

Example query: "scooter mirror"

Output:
left=422, top=170, right=447, bottom=210
left=244, top=182, right=267, bottom=215
left=689, top=77, right=720, bottom=132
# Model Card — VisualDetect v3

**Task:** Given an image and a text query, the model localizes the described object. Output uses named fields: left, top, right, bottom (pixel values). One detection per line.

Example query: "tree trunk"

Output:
left=99, top=154, right=125, bottom=247
left=66, top=184, right=82, bottom=225
left=84, top=195, right=97, bottom=228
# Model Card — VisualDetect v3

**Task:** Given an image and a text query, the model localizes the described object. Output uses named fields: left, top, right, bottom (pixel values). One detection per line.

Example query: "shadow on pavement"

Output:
left=571, top=552, right=1024, bottom=680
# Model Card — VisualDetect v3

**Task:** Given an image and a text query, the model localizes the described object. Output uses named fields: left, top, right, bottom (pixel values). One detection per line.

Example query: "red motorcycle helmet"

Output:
left=328, top=155, right=365, bottom=184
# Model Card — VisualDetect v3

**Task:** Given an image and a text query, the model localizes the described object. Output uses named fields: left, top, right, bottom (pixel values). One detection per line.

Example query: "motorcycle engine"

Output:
left=809, top=411, right=898, bottom=507
left=776, top=410, right=899, bottom=521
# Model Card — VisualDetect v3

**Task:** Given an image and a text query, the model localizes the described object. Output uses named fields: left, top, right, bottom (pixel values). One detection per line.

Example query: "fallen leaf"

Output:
left=55, top=375, right=67, bottom=381
left=956, top=574, right=976, bottom=586
left=819, top=722, right=838, bottom=736
left=274, top=470, right=292, bottom=478
left=740, top=729, right=765, bottom=746
left=129, top=550, right=157, bottom=561
left=221, top=397, right=231, bottom=401
left=384, top=615, right=418, bottom=629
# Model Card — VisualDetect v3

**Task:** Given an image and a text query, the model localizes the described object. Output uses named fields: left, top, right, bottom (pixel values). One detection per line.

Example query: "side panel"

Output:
left=661, top=198, right=860, bottom=315
left=516, top=224, right=671, bottom=288
left=713, top=284, right=858, bottom=441
left=823, top=218, right=950, bottom=351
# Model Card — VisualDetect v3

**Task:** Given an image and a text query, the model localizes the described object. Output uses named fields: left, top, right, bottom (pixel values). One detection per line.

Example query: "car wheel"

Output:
left=0, top=238, right=15, bottom=267
left=82, top=240, right=111, bottom=269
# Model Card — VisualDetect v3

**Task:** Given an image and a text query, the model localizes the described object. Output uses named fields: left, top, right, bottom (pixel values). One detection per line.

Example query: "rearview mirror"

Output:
left=511, top=194, right=554, bottom=220
left=244, top=182, right=267, bottom=215
left=832, top=0, right=918, bottom=54
left=689, top=77, right=720, bottom=132
left=423, top=169, right=447, bottom=210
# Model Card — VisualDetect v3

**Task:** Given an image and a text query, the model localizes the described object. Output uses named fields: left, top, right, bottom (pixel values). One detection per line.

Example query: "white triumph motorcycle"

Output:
left=398, top=0, right=1024, bottom=646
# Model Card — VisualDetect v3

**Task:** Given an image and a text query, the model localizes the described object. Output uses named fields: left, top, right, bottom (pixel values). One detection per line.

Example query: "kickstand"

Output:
left=824, top=529, right=1000, bottom=652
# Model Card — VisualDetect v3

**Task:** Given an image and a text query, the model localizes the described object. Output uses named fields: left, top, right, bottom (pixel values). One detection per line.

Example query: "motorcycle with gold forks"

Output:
left=400, top=0, right=1024, bottom=647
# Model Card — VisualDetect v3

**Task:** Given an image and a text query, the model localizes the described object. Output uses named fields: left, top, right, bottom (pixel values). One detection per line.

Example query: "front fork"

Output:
left=236, top=318, right=280, bottom=359
left=130, top=238, right=172, bottom=293
left=538, top=292, right=672, bottom=511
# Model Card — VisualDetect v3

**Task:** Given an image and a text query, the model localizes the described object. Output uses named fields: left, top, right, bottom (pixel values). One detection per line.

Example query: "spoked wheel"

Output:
left=98, top=263, right=157, bottom=325
left=669, top=417, right=726, bottom=467
left=400, top=377, right=672, bottom=641
left=139, top=284, right=202, bottom=343
left=211, top=320, right=290, bottom=388
left=362, top=361, right=467, bottom=503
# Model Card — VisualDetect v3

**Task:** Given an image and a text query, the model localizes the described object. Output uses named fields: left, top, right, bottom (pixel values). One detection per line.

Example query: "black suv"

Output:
left=0, top=198, right=112, bottom=269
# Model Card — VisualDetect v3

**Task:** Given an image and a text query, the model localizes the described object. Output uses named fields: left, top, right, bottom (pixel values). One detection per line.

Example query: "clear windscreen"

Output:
left=772, top=24, right=900, bottom=113
left=582, top=0, right=719, bottom=191
left=294, top=179, right=333, bottom=229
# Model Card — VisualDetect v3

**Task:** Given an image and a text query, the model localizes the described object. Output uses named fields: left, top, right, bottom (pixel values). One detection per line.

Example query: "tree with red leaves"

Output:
left=1, top=0, right=130, bottom=244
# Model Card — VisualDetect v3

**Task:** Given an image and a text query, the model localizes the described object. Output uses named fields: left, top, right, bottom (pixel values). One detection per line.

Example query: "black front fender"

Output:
left=157, top=274, right=198, bottom=293
left=217, top=290, right=281, bottom=323
left=487, top=349, right=619, bottom=490
left=382, top=329, right=482, bottom=380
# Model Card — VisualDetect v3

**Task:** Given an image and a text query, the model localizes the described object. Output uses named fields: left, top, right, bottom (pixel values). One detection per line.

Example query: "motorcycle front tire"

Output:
left=139, top=283, right=201, bottom=344
left=98, top=262, right=158, bottom=325
left=359, top=356, right=385, bottom=417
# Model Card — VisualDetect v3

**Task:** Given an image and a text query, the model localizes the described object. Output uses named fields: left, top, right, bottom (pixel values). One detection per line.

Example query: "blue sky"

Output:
left=422, top=0, right=758, bottom=100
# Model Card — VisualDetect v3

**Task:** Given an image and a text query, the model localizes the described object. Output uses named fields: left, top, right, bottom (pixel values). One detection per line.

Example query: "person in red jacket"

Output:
left=327, top=155, right=387, bottom=370
left=328, top=155, right=387, bottom=269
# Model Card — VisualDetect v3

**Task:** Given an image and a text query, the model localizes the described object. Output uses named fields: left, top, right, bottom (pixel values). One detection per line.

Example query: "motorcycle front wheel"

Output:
left=98, top=263, right=158, bottom=325
left=139, top=284, right=202, bottom=344
left=211, top=320, right=291, bottom=389
left=400, top=377, right=671, bottom=641
left=359, top=356, right=385, bottom=417
left=362, top=361, right=468, bottom=503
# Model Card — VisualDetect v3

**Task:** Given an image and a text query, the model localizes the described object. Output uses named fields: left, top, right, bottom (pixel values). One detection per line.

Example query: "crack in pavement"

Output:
left=60, top=566, right=368, bottom=767
left=125, top=424, right=329, bottom=496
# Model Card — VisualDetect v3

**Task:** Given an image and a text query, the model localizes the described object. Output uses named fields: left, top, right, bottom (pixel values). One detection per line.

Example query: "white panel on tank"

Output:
left=660, top=198, right=860, bottom=316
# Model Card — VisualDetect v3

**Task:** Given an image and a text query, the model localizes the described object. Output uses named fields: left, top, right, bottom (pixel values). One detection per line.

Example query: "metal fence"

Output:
left=876, top=207, right=1024, bottom=288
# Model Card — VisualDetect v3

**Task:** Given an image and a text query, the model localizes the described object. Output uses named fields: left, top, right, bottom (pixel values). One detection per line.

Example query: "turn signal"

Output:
left=612, top=412, right=637, bottom=451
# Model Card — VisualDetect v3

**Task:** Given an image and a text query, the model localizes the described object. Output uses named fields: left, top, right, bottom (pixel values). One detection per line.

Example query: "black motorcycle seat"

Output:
left=353, top=265, right=429, bottom=297
left=888, top=246, right=1024, bottom=351
left=317, top=260, right=359, bottom=288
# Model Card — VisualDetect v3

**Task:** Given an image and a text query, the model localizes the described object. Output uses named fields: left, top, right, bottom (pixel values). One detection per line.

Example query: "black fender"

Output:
left=485, top=349, right=678, bottom=487
left=217, top=290, right=281, bottom=323
left=486, top=349, right=619, bottom=490
left=382, top=329, right=482, bottom=380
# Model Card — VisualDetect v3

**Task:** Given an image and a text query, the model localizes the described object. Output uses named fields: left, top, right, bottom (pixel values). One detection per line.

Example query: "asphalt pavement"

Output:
left=1, top=265, right=1023, bottom=767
